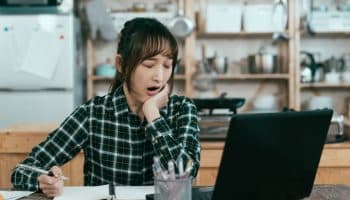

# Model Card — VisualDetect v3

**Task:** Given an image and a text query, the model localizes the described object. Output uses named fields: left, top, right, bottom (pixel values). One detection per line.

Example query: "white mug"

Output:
left=325, top=72, right=340, bottom=84
left=342, top=72, right=350, bottom=83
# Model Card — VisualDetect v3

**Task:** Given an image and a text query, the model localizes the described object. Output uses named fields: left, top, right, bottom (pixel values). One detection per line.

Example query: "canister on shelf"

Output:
left=95, top=58, right=116, bottom=77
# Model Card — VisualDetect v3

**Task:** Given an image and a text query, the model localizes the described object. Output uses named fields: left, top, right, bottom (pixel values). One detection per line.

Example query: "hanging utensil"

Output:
left=272, top=0, right=289, bottom=44
left=305, top=0, right=316, bottom=36
left=168, top=0, right=195, bottom=39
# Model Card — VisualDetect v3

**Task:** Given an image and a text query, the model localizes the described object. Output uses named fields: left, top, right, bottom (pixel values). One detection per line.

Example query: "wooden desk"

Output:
left=8, top=185, right=350, bottom=200
left=196, top=141, right=350, bottom=186
left=2, top=124, right=350, bottom=188
left=0, top=124, right=84, bottom=188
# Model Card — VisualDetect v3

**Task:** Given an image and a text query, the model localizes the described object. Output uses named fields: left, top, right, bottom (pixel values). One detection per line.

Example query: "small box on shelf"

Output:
left=205, top=3, right=242, bottom=33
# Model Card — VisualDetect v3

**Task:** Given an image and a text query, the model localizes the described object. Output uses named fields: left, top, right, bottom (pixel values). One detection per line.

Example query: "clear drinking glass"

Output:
left=154, top=176, right=192, bottom=200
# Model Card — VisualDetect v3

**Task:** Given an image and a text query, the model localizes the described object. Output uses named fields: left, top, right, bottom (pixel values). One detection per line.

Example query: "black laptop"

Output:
left=212, top=109, right=333, bottom=200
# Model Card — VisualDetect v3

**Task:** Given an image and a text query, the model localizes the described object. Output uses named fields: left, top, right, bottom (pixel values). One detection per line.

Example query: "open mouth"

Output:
left=147, top=86, right=160, bottom=92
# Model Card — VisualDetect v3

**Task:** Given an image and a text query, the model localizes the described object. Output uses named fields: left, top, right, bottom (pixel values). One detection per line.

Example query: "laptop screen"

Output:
left=212, top=110, right=333, bottom=200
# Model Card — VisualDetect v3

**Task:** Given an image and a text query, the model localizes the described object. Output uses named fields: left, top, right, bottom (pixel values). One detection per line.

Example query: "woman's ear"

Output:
left=115, top=54, right=122, bottom=73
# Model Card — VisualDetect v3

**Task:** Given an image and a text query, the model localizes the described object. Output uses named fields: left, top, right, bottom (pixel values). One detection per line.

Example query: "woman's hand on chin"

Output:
left=143, top=84, right=169, bottom=122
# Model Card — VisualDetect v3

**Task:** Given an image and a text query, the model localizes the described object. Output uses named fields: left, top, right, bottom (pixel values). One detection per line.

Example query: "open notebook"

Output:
left=54, top=185, right=153, bottom=200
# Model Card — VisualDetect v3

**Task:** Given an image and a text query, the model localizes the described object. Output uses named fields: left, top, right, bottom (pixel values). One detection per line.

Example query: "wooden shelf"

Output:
left=174, top=74, right=186, bottom=80
left=300, top=82, right=350, bottom=89
left=90, top=75, right=186, bottom=81
left=301, top=30, right=350, bottom=38
left=197, top=31, right=289, bottom=39
left=90, top=75, right=113, bottom=81
left=217, top=74, right=290, bottom=80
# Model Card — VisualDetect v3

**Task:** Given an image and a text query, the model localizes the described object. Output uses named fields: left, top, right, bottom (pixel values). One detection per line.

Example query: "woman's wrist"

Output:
left=143, top=105, right=160, bottom=122
left=144, top=109, right=160, bottom=122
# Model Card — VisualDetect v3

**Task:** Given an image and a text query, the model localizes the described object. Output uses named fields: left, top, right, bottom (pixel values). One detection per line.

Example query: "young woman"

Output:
left=11, top=18, right=200, bottom=197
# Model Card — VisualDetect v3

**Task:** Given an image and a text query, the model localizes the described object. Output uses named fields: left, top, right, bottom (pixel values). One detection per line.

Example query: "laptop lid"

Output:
left=212, top=109, right=333, bottom=200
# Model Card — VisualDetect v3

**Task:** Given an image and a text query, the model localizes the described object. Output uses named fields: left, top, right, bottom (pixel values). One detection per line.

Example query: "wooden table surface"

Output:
left=5, top=184, right=349, bottom=200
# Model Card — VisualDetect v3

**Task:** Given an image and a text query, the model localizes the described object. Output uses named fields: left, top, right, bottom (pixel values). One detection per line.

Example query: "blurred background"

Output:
left=1, top=0, right=350, bottom=189
left=0, top=0, right=349, bottom=138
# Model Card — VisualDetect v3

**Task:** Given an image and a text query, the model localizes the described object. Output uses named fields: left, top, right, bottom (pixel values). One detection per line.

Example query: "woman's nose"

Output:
left=152, top=67, right=164, bottom=82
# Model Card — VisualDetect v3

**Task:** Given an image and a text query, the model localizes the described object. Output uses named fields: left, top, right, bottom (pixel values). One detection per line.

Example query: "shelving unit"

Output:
left=174, top=75, right=186, bottom=80
left=294, top=4, right=350, bottom=115
left=197, top=31, right=290, bottom=39
left=86, top=39, right=96, bottom=99
left=300, top=83, right=350, bottom=89
left=86, top=0, right=297, bottom=109
left=301, top=31, right=350, bottom=38
left=191, top=0, right=297, bottom=109
left=86, top=0, right=349, bottom=115
left=86, top=0, right=197, bottom=99
left=215, top=74, right=290, bottom=80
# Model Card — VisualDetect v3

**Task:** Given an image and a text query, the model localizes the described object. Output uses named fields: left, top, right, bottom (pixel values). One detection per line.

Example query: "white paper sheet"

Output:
left=19, top=30, right=63, bottom=80
left=54, top=185, right=108, bottom=200
left=114, top=186, right=154, bottom=200
left=0, top=27, right=16, bottom=68
left=12, top=24, right=33, bottom=71
left=0, top=191, right=33, bottom=200
left=54, top=185, right=154, bottom=200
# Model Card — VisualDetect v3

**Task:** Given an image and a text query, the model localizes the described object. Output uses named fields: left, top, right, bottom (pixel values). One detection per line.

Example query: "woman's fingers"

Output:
left=39, top=178, right=61, bottom=189
left=37, top=166, right=64, bottom=197
left=38, top=174, right=57, bottom=185
left=42, top=189, right=60, bottom=197
left=50, top=166, right=63, bottom=178
left=39, top=176, right=64, bottom=197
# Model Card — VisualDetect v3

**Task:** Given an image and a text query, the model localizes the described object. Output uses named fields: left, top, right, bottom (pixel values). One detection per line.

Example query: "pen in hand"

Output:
left=183, top=159, right=193, bottom=177
left=17, top=164, right=69, bottom=181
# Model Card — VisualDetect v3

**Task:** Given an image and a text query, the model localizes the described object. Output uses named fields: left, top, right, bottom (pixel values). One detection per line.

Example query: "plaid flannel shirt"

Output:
left=11, top=86, right=200, bottom=191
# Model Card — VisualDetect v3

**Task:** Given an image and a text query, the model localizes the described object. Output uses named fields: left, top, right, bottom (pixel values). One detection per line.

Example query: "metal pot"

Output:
left=168, top=0, right=195, bottom=38
left=248, top=53, right=278, bottom=74
left=207, top=53, right=228, bottom=74
left=326, top=112, right=345, bottom=143
left=192, top=61, right=217, bottom=91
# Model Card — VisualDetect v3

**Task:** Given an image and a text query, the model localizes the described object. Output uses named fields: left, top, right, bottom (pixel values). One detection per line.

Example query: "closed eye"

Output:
left=142, top=61, right=154, bottom=68
left=143, top=64, right=153, bottom=68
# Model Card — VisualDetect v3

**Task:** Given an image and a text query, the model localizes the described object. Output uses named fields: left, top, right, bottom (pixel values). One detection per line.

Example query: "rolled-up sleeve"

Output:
left=146, top=97, right=201, bottom=177
left=11, top=105, right=89, bottom=191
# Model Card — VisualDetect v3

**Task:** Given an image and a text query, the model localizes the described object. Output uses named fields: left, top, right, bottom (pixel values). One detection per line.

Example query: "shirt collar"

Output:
left=112, top=85, right=129, bottom=116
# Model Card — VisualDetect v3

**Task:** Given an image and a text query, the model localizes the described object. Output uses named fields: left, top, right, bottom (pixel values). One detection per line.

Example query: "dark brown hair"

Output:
left=110, top=18, right=178, bottom=93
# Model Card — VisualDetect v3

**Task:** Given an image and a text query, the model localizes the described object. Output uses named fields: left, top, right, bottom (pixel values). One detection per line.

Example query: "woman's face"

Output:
left=128, top=54, right=173, bottom=104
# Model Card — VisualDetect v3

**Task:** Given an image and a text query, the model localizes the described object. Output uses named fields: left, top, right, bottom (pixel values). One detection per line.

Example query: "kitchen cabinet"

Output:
left=2, top=125, right=350, bottom=188
left=196, top=141, right=350, bottom=186
left=0, top=124, right=84, bottom=189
